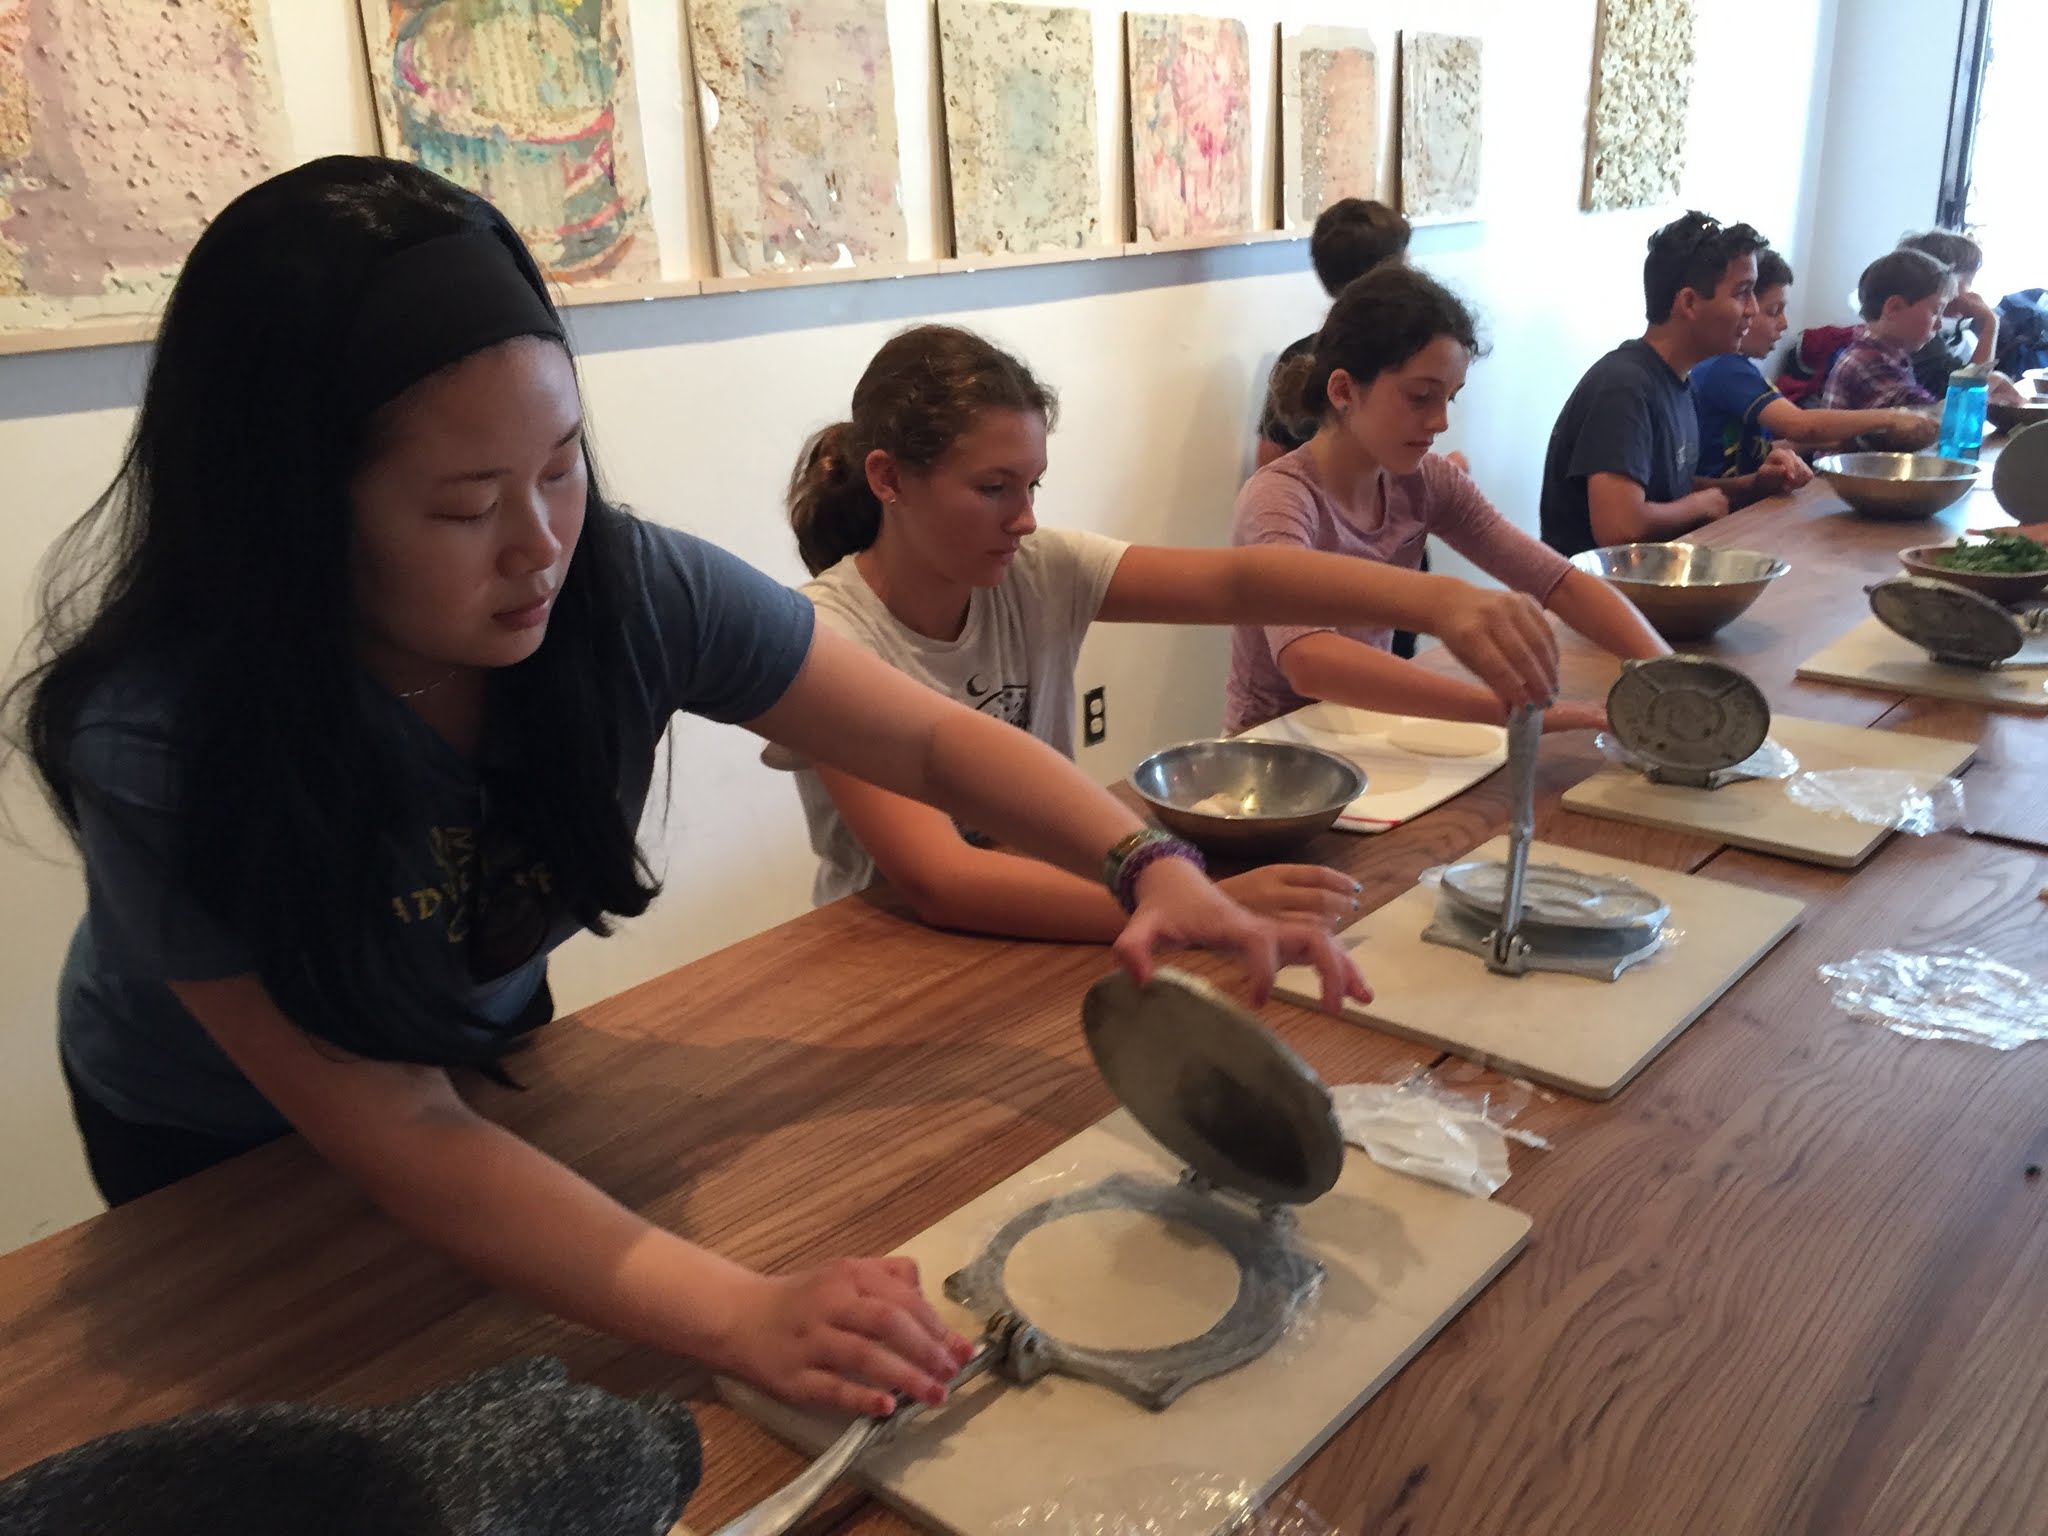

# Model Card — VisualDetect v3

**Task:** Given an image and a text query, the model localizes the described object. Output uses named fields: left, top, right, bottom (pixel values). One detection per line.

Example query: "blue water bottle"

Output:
left=1938, top=366, right=1989, bottom=461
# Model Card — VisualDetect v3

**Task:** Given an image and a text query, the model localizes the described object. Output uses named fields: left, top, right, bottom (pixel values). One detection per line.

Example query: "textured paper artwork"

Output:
left=1126, top=13, right=1251, bottom=246
left=690, top=0, right=906, bottom=276
left=359, top=0, right=658, bottom=287
left=0, top=0, right=290, bottom=333
left=936, top=0, right=1098, bottom=258
left=1583, top=0, right=1695, bottom=212
left=1281, top=25, right=1378, bottom=231
left=1398, top=31, right=1481, bottom=224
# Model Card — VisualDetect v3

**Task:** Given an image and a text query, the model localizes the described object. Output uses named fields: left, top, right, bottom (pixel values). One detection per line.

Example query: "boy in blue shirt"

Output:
left=1692, top=249, right=1936, bottom=475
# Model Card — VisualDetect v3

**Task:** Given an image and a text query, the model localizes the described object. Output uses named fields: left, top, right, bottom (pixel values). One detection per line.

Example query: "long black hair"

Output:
left=1, top=156, right=659, bottom=1070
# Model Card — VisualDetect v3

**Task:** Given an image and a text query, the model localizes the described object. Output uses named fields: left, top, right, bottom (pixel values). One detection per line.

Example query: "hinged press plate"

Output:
left=1869, top=576, right=2028, bottom=668
left=1607, top=655, right=1771, bottom=785
left=1082, top=969, right=1344, bottom=1208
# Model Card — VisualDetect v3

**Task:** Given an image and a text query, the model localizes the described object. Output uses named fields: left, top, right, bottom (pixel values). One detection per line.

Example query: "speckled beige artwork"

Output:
left=936, top=0, right=1098, bottom=257
left=358, top=0, right=659, bottom=287
left=1126, top=12, right=1252, bottom=245
left=0, top=0, right=290, bottom=332
left=1398, top=31, right=1481, bottom=223
left=1583, top=0, right=1694, bottom=212
left=691, top=0, right=907, bottom=276
left=1281, top=25, right=1377, bottom=230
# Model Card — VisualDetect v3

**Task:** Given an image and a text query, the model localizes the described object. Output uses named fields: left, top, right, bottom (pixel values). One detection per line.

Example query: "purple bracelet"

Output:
left=1114, top=835, right=1207, bottom=914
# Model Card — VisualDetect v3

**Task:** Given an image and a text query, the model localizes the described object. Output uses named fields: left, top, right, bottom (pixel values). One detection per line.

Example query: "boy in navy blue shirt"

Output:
left=1692, top=248, right=1936, bottom=474
left=1540, top=213, right=1810, bottom=558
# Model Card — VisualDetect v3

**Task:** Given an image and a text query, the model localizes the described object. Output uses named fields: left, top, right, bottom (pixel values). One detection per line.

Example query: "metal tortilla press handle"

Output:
left=708, top=1338, right=1000, bottom=1536
left=707, top=1412, right=894, bottom=1536
left=1491, top=703, right=1544, bottom=968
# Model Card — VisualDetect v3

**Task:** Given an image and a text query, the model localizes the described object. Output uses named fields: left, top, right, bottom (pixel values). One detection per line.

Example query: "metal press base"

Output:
left=943, top=1170, right=1322, bottom=1411
left=1422, top=897, right=1666, bottom=983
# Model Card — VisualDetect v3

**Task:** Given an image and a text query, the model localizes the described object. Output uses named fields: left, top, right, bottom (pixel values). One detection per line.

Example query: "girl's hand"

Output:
left=1434, top=584, right=1560, bottom=710
left=1111, top=854, right=1372, bottom=1012
left=1883, top=411, right=1939, bottom=450
left=1218, top=865, right=1363, bottom=928
left=715, top=1258, right=975, bottom=1417
left=1539, top=700, right=1608, bottom=733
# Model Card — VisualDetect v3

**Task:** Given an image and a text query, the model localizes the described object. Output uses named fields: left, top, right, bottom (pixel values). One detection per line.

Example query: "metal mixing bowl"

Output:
left=1988, top=396, right=2048, bottom=433
left=1813, top=452, right=1980, bottom=520
left=1899, top=541, right=2048, bottom=602
left=1569, top=542, right=1789, bottom=641
left=1130, top=738, right=1367, bottom=857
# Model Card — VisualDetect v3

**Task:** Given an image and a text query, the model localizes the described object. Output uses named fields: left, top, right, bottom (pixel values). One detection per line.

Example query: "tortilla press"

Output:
left=1868, top=576, right=2048, bottom=669
left=713, top=969, right=1342, bottom=1536
left=1603, top=654, right=1776, bottom=790
left=1423, top=704, right=1669, bottom=982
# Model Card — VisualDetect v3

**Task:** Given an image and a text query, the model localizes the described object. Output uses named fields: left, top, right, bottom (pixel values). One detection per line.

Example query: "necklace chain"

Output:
left=395, top=670, right=460, bottom=701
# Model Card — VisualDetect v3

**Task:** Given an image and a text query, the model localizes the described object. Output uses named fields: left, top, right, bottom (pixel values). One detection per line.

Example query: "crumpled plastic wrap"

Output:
left=1785, top=768, right=1967, bottom=835
left=997, top=1469, right=1331, bottom=1536
left=1594, top=732, right=1801, bottom=781
left=1817, top=947, right=2048, bottom=1048
left=1330, top=1069, right=1550, bottom=1198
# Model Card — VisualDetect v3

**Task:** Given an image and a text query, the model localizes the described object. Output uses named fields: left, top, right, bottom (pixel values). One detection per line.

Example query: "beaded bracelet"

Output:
left=1105, top=828, right=1207, bottom=914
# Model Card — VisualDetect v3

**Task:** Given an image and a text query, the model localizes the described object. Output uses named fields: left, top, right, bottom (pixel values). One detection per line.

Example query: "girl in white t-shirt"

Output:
left=780, top=324, right=1563, bottom=939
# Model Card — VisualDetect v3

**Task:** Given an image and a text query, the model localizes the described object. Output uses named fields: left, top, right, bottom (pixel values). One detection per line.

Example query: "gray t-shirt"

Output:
left=59, top=513, right=815, bottom=1139
left=783, top=528, right=1127, bottom=906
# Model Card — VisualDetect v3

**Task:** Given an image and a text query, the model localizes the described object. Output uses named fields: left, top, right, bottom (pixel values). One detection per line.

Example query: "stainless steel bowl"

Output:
left=1988, top=395, right=2048, bottom=433
left=1130, top=738, right=1366, bottom=857
left=1814, top=452, right=1980, bottom=520
left=1568, top=542, right=1789, bottom=641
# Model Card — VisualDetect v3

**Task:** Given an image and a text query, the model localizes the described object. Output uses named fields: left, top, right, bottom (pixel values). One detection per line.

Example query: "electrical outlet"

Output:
left=1082, top=686, right=1107, bottom=746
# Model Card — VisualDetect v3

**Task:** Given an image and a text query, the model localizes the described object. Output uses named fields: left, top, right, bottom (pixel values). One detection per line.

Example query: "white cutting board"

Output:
left=1239, top=703, right=1506, bottom=833
left=1561, top=715, right=1978, bottom=868
left=1796, top=616, right=2048, bottom=714
left=722, top=1109, right=1530, bottom=1536
left=1271, top=838, right=1806, bottom=1100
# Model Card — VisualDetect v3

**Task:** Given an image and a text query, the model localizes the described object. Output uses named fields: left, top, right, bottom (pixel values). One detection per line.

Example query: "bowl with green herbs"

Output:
left=1899, top=531, right=2048, bottom=601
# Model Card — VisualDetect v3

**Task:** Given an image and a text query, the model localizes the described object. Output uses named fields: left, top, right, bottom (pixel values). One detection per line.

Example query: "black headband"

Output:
left=343, top=230, right=566, bottom=411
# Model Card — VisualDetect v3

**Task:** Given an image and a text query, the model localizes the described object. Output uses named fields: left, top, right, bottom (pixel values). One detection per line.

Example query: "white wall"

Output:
left=1801, top=0, right=1961, bottom=325
left=0, top=0, right=1836, bottom=1249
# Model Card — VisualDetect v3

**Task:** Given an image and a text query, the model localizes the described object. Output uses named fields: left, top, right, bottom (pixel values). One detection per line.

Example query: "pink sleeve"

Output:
left=1420, top=456, right=1573, bottom=604
left=1231, top=464, right=1336, bottom=662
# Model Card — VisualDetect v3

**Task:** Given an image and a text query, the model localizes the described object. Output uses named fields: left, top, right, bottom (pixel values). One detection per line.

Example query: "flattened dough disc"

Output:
left=1386, top=719, right=1502, bottom=758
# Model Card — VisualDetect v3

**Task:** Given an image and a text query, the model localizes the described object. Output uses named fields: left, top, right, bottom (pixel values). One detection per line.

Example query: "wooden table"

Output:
left=3, top=465, right=2044, bottom=1535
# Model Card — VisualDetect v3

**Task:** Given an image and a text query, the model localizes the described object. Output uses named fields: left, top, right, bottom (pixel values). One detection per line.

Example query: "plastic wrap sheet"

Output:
left=1330, top=1068, right=1551, bottom=1198
left=997, top=1470, right=1331, bottom=1536
left=1786, top=768, right=1967, bottom=835
left=1817, top=947, right=2048, bottom=1048
left=1594, top=732, right=1801, bottom=781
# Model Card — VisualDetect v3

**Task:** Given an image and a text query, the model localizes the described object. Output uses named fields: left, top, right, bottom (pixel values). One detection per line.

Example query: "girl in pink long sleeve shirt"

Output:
left=1226, top=266, right=1669, bottom=735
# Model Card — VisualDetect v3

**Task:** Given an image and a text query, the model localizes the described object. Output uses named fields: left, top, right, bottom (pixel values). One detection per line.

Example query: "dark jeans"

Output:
left=62, top=1061, right=281, bottom=1207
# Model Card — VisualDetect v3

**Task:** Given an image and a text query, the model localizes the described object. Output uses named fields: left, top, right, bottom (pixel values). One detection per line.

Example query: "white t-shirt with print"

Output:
left=785, top=527, right=1128, bottom=906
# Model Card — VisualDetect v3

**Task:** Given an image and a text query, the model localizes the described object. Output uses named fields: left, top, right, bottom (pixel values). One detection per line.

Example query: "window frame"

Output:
left=1935, top=0, right=1995, bottom=229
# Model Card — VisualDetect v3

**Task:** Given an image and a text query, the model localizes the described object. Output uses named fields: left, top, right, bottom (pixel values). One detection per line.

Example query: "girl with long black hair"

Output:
left=2, top=157, right=1365, bottom=1419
